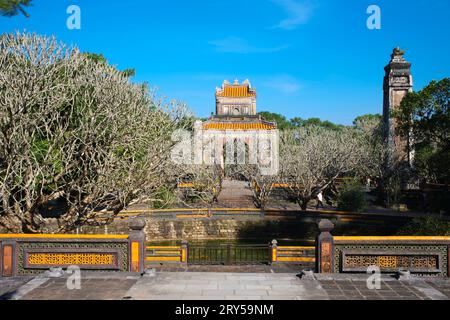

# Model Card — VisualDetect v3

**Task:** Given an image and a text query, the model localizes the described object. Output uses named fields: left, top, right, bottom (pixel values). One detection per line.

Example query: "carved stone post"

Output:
left=316, top=219, right=335, bottom=273
left=271, top=239, right=278, bottom=264
left=129, top=218, right=146, bottom=273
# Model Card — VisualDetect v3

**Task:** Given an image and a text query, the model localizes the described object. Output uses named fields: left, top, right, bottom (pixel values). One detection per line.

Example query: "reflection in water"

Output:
left=148, top=214, right=413, bottom=246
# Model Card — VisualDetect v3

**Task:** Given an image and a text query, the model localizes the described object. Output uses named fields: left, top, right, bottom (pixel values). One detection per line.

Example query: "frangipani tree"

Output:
left=0, top=32, right=191, bottom=232
left=233, top=163, right=279, bottom=209
left=279, top=126, right=367, bottom=210
left=0, top=0, right=32, bottom=17
left=178, top=164, right=224, bottom=209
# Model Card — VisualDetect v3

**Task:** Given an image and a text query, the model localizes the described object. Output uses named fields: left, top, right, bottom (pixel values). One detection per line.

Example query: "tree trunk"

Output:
left=300, top=198, right=309, bottom=211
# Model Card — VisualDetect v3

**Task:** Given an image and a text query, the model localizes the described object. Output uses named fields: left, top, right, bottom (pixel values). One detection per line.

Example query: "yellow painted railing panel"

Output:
left=278, top=257, right=316, bottom=262
left=273, top=245, right=316, bottom=263
left=146, top=245, right=183, bottom=263
left=150, top=251, right=181, bottom=255
left=278, top=246, right=315, bottom=250
left=176, top=214, right=209, bottom=219
left=131, top=242, right=140, bottom=263
left=146, top=256, right=181, bottom=262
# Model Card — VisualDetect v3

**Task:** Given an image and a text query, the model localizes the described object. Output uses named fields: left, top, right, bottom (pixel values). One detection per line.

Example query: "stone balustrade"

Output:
left=316, top=219, right=450, bottom=277
left=0, top=218, right=146, bottom=277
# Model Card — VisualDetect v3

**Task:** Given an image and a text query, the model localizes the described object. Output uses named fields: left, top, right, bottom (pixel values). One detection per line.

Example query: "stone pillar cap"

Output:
left=129, top=217, right=146, bottom=230
left=318, top=219, right=334, bottom=232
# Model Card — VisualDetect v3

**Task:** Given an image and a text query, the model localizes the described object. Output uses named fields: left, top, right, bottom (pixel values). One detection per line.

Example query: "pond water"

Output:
left=148, top=214, right=414, bottom=246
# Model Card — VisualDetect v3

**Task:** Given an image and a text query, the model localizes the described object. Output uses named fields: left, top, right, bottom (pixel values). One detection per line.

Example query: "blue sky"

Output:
left=1, top=0, right=449, bottom=124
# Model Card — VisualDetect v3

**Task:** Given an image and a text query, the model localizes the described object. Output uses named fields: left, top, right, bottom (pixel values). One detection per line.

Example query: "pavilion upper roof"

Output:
left=216, top=79, right=256, bottom=98
left=202, top=118, right=277, bottom=131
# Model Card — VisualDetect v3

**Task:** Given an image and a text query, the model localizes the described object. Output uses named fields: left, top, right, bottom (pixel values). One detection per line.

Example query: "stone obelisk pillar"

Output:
left=382, top=47, right=414, bottom=165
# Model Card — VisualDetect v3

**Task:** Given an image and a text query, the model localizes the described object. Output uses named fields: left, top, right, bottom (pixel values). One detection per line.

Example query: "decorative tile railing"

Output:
left=316, top=220, right=450, bottom=277
left=0, top=219, right=146, bottom=277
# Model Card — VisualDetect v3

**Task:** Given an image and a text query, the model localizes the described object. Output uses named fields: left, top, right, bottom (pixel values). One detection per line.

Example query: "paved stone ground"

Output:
left=0, top=272, right=140, bottom=300
left=1, top=272, right=449, bottom=300
left=317, top=279, right=430, bottom=300
left=0, top=277, right=33, bottom=298
left=315, top=274, right=449, bottom=300
left=146, top=264, right=312, bottom=273
left=125, top=272, right=326, bottom=300
left=423, top=278, right=450, bottom=299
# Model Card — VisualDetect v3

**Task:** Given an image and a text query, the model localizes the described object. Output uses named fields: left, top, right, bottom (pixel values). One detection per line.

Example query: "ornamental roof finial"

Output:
left=391, top=47, right=406, bottom=62
left=393, top=47, right=405, bottom=56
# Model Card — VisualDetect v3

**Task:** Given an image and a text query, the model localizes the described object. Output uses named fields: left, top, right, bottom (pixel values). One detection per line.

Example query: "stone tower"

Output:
left=383, top=47, right=413, bottom=163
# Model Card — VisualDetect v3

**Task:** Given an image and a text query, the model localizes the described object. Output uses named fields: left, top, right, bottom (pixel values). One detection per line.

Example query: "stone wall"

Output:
left=146, top=217, right=321, bottom=242
left=78, top=216, right=319, bottom=242
left=1, top=212, right=413, bottom=243
left=144, top=219, right=256, bottom=241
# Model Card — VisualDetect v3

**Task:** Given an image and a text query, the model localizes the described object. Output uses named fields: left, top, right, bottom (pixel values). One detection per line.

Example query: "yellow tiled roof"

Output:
left=202, top=122, right=276, bottom=130
left=216, top=85, right=256, bottom=98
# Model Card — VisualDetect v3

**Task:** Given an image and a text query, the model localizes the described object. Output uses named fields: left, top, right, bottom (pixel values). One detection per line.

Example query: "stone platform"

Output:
left=1, top=271, right=449, bottom=300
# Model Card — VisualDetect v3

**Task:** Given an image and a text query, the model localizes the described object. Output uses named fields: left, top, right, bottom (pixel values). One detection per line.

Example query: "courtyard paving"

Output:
left=1, top=271, right=449, bottom=300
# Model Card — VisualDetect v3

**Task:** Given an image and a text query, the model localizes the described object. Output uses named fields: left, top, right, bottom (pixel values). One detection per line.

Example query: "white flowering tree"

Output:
left=0, top=32, right=190, bottom=232
left=177, top=164, right=224, bottom=209
left=233, top=164, right=278, bottom=209
left=279, top=126, right=369, bottom=210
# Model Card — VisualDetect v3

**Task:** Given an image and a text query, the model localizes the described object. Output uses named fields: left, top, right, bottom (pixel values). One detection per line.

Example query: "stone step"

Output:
left=216, top=179, right=256, bottom=208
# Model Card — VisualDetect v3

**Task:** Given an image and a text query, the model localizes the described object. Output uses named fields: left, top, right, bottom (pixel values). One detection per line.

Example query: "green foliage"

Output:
left=0, top=0, right=31, bottom=17
left=337, top=182, right=368, bottom=213
left=178, top=116, right=196, bottom=131
left=294, top=117, right=345, bottom=131
left=397, top=216, right=450, bottom=236
left=83, top=53, right=107, bottom=64
left=152, top=186, right=176, bottom=209
left=82, top=52, right=136, bottom=78
left=353, top=114, right=382, bottom=126
left=394, top=78, right=450, bottom=184
left=258, top=112, right=345, bottom=131
left=289, top=117, right=303, bottom=128
left=414, top=145, right=450, bottom=184
left=424, top=191, right=450, bottom=215
left=258, top=111, right=293, bottom=130
left=121, top=68, right=136, bottom=78
left=381, top=170, right=403, bottom=208
left=30, top=139, right=64, bottom=191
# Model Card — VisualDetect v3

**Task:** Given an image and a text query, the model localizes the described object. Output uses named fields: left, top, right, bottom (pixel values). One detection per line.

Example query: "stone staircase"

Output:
left=216, top=180, right=256, bottom=208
